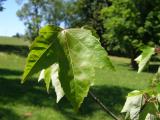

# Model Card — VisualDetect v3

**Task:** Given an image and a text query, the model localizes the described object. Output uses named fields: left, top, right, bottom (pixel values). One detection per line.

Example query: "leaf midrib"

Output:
left=63, top=30, right=78, bottom=105
left=63, top=30, right=95, bottom=108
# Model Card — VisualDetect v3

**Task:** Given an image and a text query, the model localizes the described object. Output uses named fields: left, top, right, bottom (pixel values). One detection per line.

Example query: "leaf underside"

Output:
left=38, top=64, right=64, bottom=103
left=135, top=46, right=155, bottom=73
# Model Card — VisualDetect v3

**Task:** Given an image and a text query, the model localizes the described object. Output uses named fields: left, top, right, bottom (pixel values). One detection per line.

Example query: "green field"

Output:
left=0, top=36, right=29, bottom=46
left=0, top=36, right=154, bottom=120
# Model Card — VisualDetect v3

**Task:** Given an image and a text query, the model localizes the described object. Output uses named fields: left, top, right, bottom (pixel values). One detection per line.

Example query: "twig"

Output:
left=89, top=91, right=121, bottom=120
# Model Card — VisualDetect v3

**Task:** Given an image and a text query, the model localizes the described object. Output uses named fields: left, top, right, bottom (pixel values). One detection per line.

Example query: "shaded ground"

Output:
left=0, top=45, right=29, bottom=57
left=0, top=73, right=130, bottom=120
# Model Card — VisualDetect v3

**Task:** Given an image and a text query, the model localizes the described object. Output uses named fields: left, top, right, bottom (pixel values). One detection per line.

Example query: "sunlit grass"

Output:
left=0, top=36, right=29, bottom=46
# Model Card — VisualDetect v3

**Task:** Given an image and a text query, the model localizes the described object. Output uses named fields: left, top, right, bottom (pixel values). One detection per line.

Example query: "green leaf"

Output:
left=44, top=67, right=52, bottom=92
left=57, top=28, right=114, bottom=110
left=38, top=67, right=52, bottom=93
left=135, top=46, right=155, bottom=73
left=139, top=102, right=157, bottom=120
left=23, top=26, right=113, bottom=110
left=22, top=25, right=62, bottom=83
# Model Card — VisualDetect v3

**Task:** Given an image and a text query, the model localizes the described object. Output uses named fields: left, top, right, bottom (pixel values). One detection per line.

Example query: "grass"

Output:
left=0, top=36, right=29, bottom=46
left=0, top=37, right=155, bottom=120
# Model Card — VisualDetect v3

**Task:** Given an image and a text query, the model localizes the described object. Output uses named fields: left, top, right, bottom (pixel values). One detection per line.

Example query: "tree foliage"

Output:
left=17, top=0, right=65, bottom=41
left=22, top=25, right=114, bottom=110
left=17, top=0, right=111, bottom=43
left=65, top=0, right=110, bottom=43
left=101, top=0, right=160, bottom=67
left=0, top=0, right=6, bottom=11
left=17, top=0, right=44, bottom=40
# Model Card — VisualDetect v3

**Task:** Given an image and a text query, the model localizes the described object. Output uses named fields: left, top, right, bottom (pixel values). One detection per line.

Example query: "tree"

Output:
left=65, top=0, right=111, bottom=45
left=16, top=0, right=44, bottom=40
left=101, top=0, right=160, bottom=68
left=0, top=0, right=6, bottom=11
left=42, top=0, right=64, bottom=26
left=17, top=0, right=111, bottom=43
left=17, top=0, right=65, bottom=41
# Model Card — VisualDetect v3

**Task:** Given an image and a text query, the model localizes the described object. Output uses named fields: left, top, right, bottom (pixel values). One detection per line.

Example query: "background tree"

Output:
left=16, top=0, right=44, bottom=40
left=17, top=0, right=160, bottom=69
left=65, top=0, right=111, bottom=45
left=17, top=0, right=110, bottom=43
left=42, top=0, right=64, bottom=26
left=16, top=0, right=65, bottom=41
left=0, top=0, right=6, bottom=11
left=101, top=0, right=160, bottom=68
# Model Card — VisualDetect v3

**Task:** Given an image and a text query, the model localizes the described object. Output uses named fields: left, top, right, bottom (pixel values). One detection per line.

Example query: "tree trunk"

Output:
left=130, top=49, right=138, bottom=69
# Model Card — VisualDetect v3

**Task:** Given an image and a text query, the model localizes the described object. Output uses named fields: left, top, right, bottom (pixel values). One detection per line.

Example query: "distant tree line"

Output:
left=16, top=0, right=160, bottom=68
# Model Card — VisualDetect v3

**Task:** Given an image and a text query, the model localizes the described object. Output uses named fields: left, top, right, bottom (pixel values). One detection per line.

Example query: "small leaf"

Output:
left=38, top=69, right=45, bottom=82
left=51, top=64, right=64, bottom=103
left=145, top=113, right=156, bottom=120
left=135, top=55, right=142, bottom=63
left=139, top=102, right=157, bottom=120
left=22, top=25, right=62, bottom=83
left=121, top=90, right=145, bottom=120
left=135, top=46, right=155, bottom=73
left=37, top=64, right=64, bottom=102
left=38, top=68, right=52, bottom=91
left=44, top=67, right=52, bottom=92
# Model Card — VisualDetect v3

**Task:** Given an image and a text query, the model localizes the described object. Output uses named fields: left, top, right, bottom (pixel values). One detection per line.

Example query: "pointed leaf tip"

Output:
left=38, top=69, right=45, bottom=82
left=22, top=25, right=62, bottom=83
left=135, top=47, right=155, bottom=73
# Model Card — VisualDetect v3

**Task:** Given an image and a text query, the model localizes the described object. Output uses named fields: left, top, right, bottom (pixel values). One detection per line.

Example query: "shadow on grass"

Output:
left=55, top=86, right=131, bottom=119
left=147, top=64, right=159, bottom=73
left=0, top=68, right=23, bottom=76
left=130, top=64, right=159, bottom=73
left=0, top=107, right=21, bottom=120
left=82, top=86, right=130, bottom=113
left=0, top=68, right=131, bottom=120
left=0, top=76, right=57, bottom=107
left=116, top=62, right=159, bottom=74
left=0, top=44, right=29, bottom=57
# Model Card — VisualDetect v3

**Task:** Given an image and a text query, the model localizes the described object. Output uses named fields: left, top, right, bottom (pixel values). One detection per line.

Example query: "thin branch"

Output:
left=89, top=91, right=122, bottom=120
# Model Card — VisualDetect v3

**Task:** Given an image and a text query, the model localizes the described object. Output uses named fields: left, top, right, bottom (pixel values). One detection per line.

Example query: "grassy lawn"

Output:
left=0, top=36, right=29, bottom=46
left=0, top=37, right=155, bottom=120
